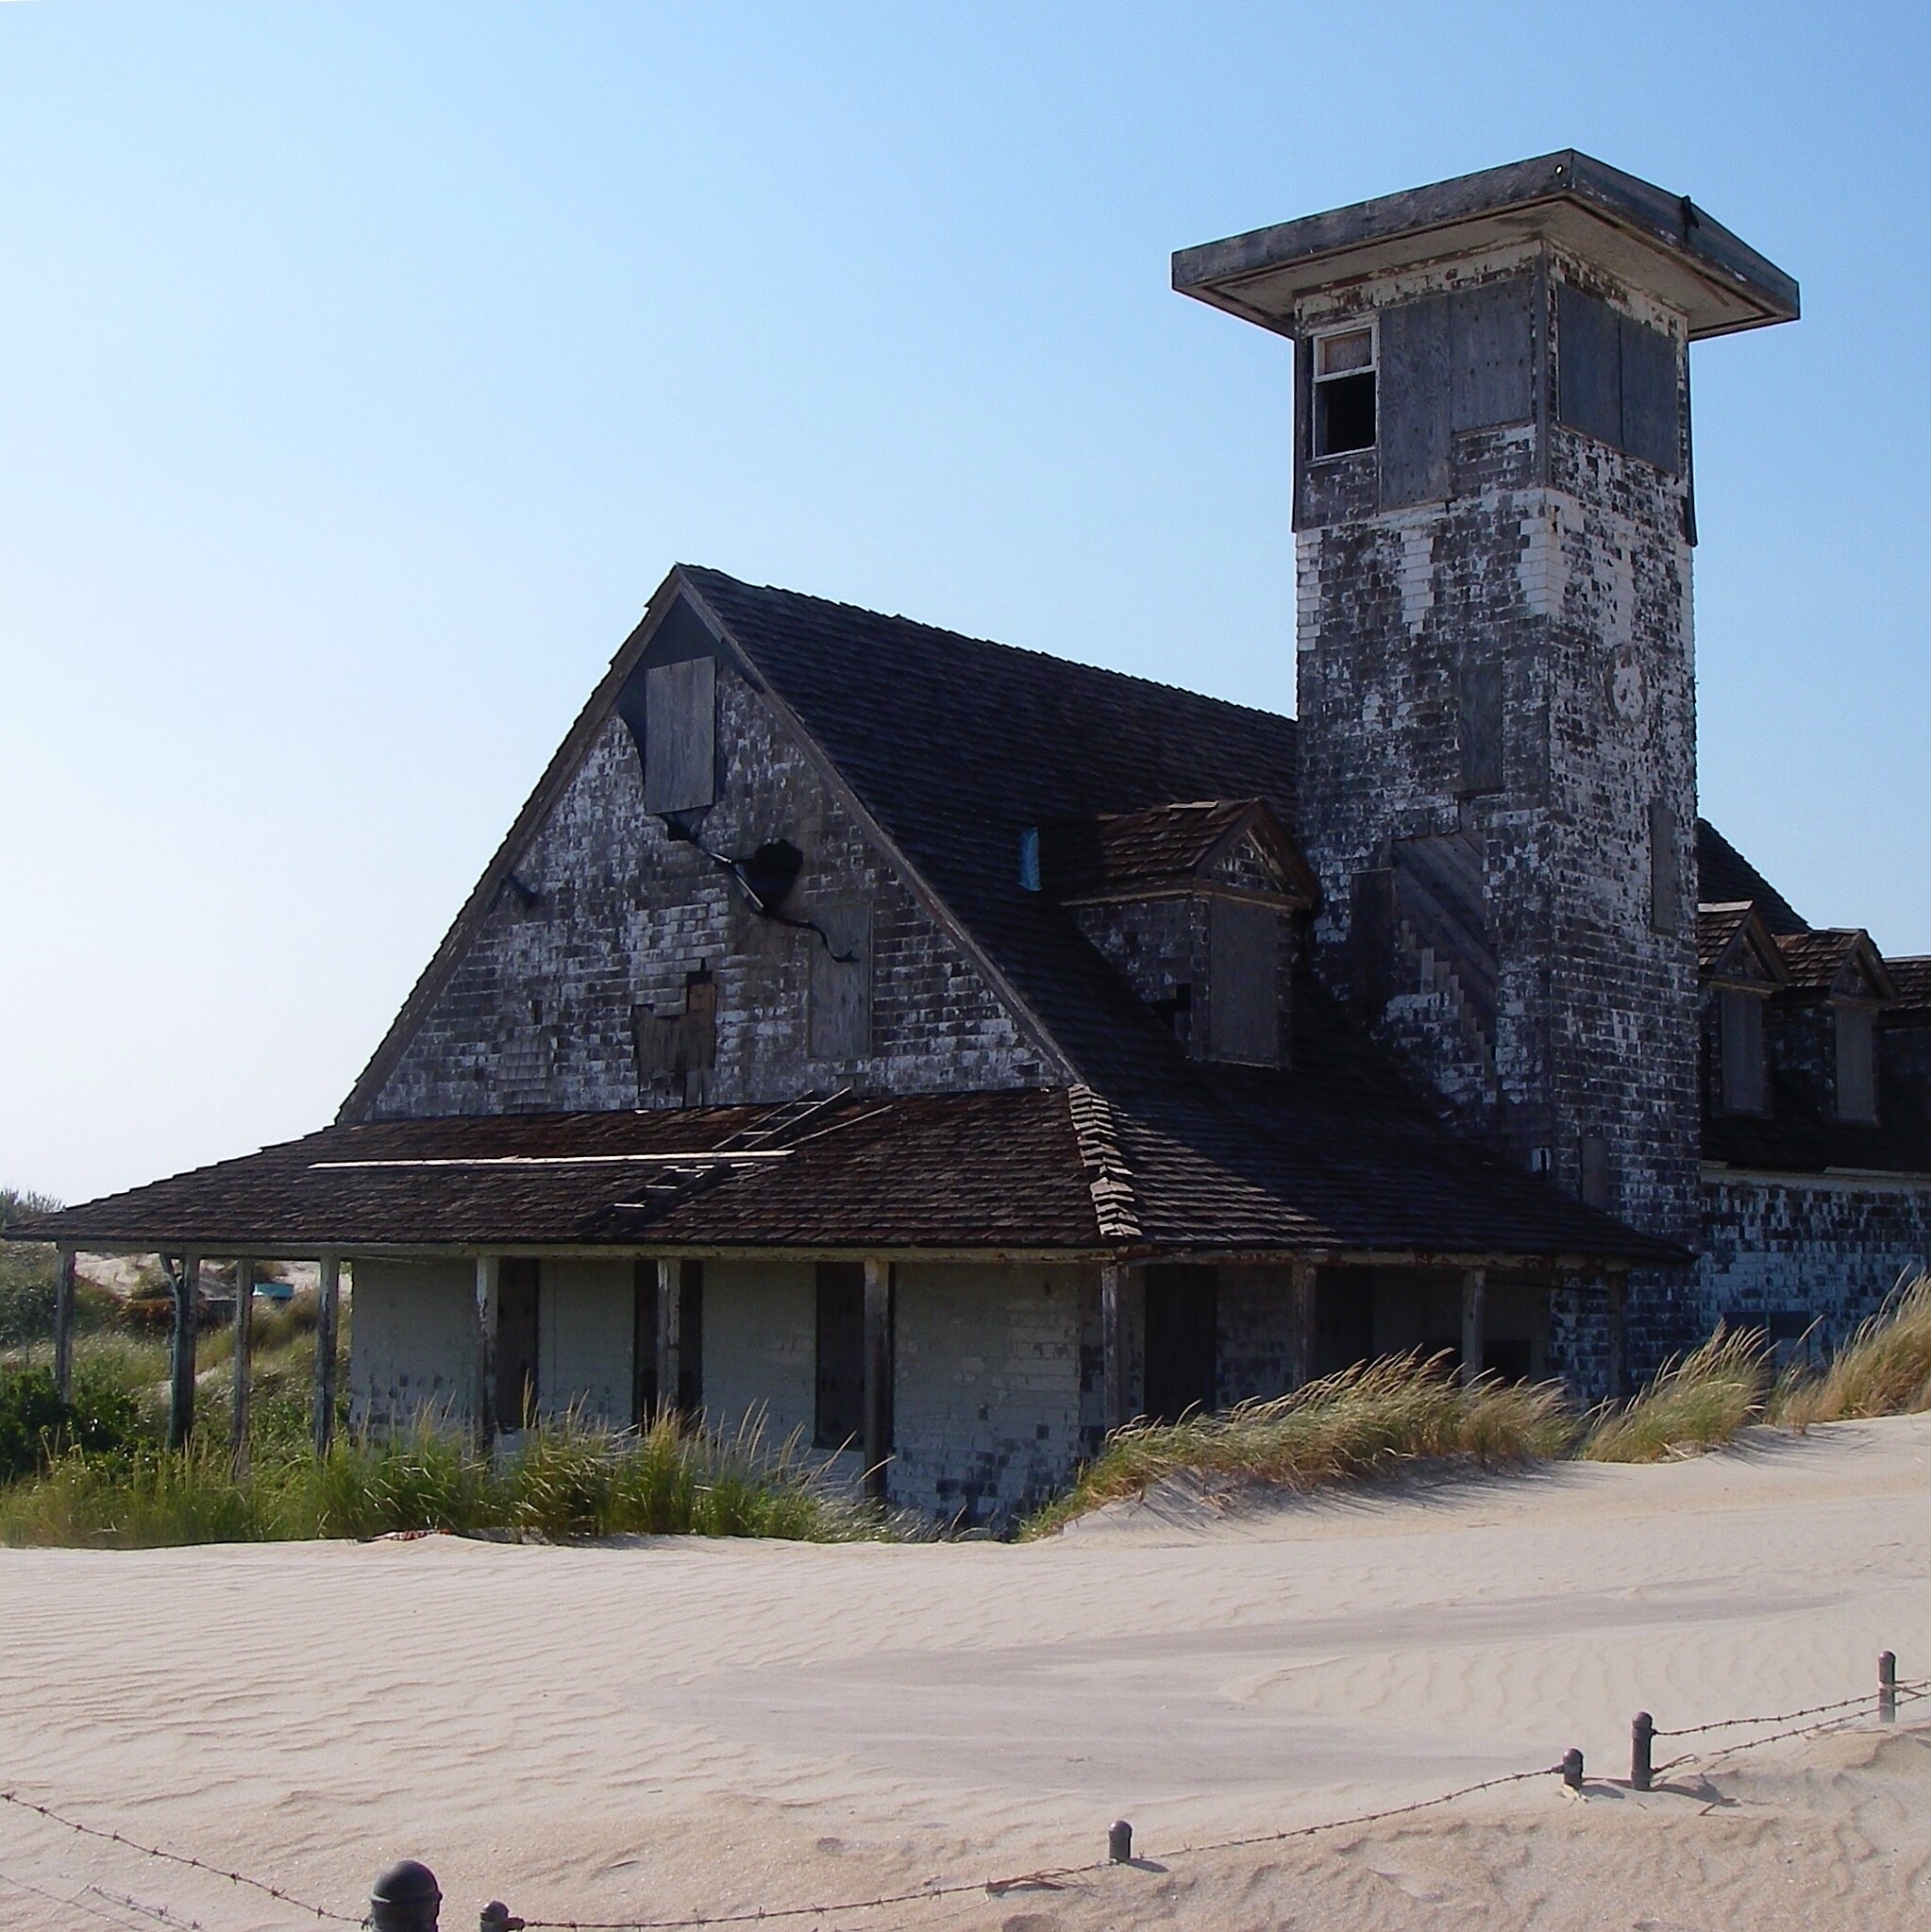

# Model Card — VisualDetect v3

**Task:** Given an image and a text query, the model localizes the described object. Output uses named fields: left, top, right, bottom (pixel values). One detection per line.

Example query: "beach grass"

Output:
left=1021, top=1352, right=1572, bottom=1539
left=1580, top=1327, right=1771, bottom=1463
left=1772, top=1275, right=1931, bottom=1427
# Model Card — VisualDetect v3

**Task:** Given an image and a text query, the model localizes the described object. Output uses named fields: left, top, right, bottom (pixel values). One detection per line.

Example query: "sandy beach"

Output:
left=4, top=1419, right=1931, bottom=1930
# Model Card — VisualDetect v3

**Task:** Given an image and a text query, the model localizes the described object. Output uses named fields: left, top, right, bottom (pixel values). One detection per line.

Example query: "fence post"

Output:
left=371, top=1860, right=441, bottom=1932
left=1109, top=1819, right=1133, bottom=1863
left=1880, top=1650, right=1898, bottom=1724
left=1561, top=1748, right=1584, bottom=1790
left=479, top=1904, right=526, bottom=1931
left=1631, top=1712, right=1654, bottom=1791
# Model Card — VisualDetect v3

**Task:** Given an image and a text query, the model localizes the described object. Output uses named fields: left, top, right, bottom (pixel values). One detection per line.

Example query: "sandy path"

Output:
left=3, top=1420, right=1931, bottom=1929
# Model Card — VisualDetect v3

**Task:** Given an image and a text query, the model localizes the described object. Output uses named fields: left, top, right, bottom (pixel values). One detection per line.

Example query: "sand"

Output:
left=4, top=1420, right=1931, bottom=1930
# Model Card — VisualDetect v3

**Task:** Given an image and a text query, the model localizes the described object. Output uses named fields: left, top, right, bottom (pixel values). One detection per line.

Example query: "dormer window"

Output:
left=1313, top=326, right=1376, bottom=457
left=1718, top=986, right=1768, bottom=1116
left=1836, top=1003, right=1878, bottom=1123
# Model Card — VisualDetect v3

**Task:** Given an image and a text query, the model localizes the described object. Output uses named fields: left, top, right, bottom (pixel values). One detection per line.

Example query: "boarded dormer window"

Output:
left=809, top=908, right=872, bottom=1061
left=642, top=656, right=717, bottom=814
left=1312, top=326, right=1376, bottom=457
left=1718, top=987, right=1767, bottom=1115
left=1208, top=899, right=1284, bottom=1066
left=1837, top=1004, right=1877, bottom=1123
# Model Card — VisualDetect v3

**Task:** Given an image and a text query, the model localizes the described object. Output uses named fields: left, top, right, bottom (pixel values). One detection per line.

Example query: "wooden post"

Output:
left=862, top=1259, right=892, bottom=1506
left=52, top=1249, right=76, bottom=1403
left=168, top=1254, right=200, bottom=1449
left=474, top=1255, right=500, bottom=1445
left=1880, top=1650, right=1898, bottom=1723
left=655, top=1258, right=680, bottom=1418
left=1288, top=1260, right=1317, bottom=1390
left=1604, top=1271, right=1628, bottom=1402
left=1561, top=1747, right=1584, bottom=1790
left=230, top=1258, right=256, bottom=1477
left=313, top=1252, right=342, bottom=1454
left=1631, top=1711, right=1654, bottom=1791
left=1459, top=1267, right=1486, bottom=1386
left=1101, top=1263, right=1130, bottom=1435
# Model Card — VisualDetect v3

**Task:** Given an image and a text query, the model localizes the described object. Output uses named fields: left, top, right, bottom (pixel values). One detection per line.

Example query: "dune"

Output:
left=4, top=1418, right=1931, bottom=1929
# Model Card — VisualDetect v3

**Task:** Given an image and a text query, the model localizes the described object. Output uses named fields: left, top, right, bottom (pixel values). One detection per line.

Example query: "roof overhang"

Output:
left=1173, top=150, right=1799, bottom=342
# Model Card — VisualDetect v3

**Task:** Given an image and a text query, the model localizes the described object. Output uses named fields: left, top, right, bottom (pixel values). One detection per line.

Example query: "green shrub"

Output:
left=0, top=1365, right=144, bottom=1484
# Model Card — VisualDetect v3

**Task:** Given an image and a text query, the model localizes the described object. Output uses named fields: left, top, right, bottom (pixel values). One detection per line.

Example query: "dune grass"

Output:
left=1580, top=1328, right=1771, bottom=1463
left=0, top=1409, right=886, bottom=1549
left=1022, top=1352, right=1573, bottom=1539
left=1773, top=1275, right=1931, bottom=1427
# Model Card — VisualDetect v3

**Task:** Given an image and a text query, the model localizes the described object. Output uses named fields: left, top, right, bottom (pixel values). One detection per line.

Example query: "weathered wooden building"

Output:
left=17, top=152, right=1930, bottom=1518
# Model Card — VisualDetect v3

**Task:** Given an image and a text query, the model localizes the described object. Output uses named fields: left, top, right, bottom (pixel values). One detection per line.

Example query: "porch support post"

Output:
left=313, top=1252, right=342, bottom=1454
left=52, top=1249, right=76, bottom=1403
left=1604, top=1270, right=1628, bottom=1402
left=168, top=1254, right=200, bottom=1449
left=1100, top=1262, right=1131, bottom=1435
left=655, top=1258, right=681, bottom=1418
left=862, top=1259, right=892, bottom=1507
left=1288, top=1261, right=1318, bottom=1391
left=230, top=1259, right=256, bottom=1478
left=1460, top=1267, right=1486, bottom=1386
left=474, top=1255, right=500, bottom=1445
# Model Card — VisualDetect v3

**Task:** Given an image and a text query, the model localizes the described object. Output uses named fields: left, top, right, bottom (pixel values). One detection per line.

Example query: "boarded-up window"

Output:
left=496, top=1258, right=540, bottom=1431
left=1449, top=277, right=1534, bottom=431
left=632, top=970, right=717, bottom=1089
left=630, top=1261, right=703, bottom=1419
left=1143, top=1266, right=1218, bottom=1422
left=1378, top=294, right=1452, bottom=508
left=1648, top=798, right=1681, bottom=934
left=642, top=656, right=716, bottom=814
left=1837, top=1005, right=1877, bottom=1123
left=1720, top=987, right=1767, bottom=1115
left=1458, top=656, right=1504, bottom=796
left=809, top=908, right=872, bottom=1062
left=1619, top=313, right=1680, bottom=473
left=814, top=1262, right=865, bottom=1449
left=1209, top=899, right=1284, bottom=1066
left=1580, top=1134, right=1611, bottom=1210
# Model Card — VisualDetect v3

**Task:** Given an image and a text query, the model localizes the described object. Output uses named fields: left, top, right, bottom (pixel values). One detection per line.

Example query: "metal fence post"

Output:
left=1108, top=1819, right=1133, bottom=1863
left=1561, top=1748, right=1584, bottom=1790
left=1880, top=1650, right=1898, bottom=1723
left=1631, top=1712, right=1654, bottom=1791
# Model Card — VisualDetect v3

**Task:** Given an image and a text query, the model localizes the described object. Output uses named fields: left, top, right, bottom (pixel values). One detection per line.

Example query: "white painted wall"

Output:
left=538, top=1259, right=635, bottom=1427
left=700, top=1259, right=815, bottom=1452
left=350, top=1258, right=476, bottom=1431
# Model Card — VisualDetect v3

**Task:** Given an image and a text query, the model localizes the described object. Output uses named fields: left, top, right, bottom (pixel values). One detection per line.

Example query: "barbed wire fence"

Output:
left=3, top=1653, right=1925, bottom=1932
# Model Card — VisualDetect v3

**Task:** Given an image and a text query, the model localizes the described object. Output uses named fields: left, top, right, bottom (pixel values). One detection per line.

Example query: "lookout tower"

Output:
left=1174, top=153, right=1798, bottom=1324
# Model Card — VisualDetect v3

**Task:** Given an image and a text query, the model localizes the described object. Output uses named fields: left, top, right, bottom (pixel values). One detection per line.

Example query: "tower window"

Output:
left=1836, top=1004, right=1877, bottom=1124
left=1312, top=325, right=1376, bottom=457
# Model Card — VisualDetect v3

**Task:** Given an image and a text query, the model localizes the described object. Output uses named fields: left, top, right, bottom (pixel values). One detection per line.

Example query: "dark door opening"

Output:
left=1315, top=1269, right=1373, bottom=1378
left=631, top=1261, right=657, bottom=1424
left=815, top=1262, right=865, bottom=1449
left=496, top=1259, right=541, bottom=1431
left=1143, top=1265, right=1218, bottom=1422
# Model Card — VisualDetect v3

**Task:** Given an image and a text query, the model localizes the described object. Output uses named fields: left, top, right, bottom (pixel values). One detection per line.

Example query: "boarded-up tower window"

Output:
left=1458, top=656, right=1504, bottom=796
left=1648, top=798, right=1681, bottom=934
left=1719, top=987, right=1767, bottom=1115
left=642, top=656, right=717, bottom=814
left=1580, top=1134, right=1611, bottom=1210
left=814, top=1262, right=865, bottom=1449
left=809, top=908, right=872, bottom=1062
left=1837, top=1005, right=1877, bottom=1123
left=1208, top=899, right=1283, bottom=1066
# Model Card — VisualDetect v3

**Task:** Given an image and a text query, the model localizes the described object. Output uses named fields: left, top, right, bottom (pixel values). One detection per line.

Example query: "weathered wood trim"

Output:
left=862, top=1258, right=892, bottom=1506
left=314, top=1252, right=342, bottom=1454
left=1604, top=1271, right=1628, bottom=1401
left=52, top=1249, right=76, bottom=1403
left=474, top=1255, right=500, bottom=1445
left=655, top=1257, right=680, bottom=1419
left=230, top=1258, right=255, bottom=1477
left=1460, top=1266, right=1486, bottom=1385
left=1288, top=1260, right=1317, bottom=1389
left=1100, top=1262, right=1131, bottom=1434
left=168, top=1255, right=200, bottom=1450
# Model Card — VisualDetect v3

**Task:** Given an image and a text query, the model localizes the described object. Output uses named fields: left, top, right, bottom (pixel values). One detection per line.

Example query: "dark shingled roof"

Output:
left=15, top=568, right=1691, bottom=1266
left=1887, top=958, right=1931, bottom=1018
left=1696, top=820, right=1808, bottom=936
left=1042, top=798, right=1302, bottom=901
left=1697, top=902, right=1755, bottom=976
left=1775, top=930, right=1868, bottom=993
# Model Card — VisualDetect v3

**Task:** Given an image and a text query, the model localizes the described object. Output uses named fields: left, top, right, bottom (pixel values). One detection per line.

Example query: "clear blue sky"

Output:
left=3, top=1, right=1925, bottom=1204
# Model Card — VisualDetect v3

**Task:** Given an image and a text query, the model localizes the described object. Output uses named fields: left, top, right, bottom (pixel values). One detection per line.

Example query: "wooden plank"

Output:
left=1619, top=313, right=1681, bottom=472
left=1378, top=294, right=1452, bottom=507
left=1449, top=277, right=1534, bottom=429
left=168, top=1255, right=200, bottom=1450
left=313, top=1252, right=341, bottom=1455
left=474, top=1255, right=501, bottom=1445
left=230, top=1258, right=255, bottom=1477
left=52, top=1249, right=76, bottom=1403
left=1556, top=283, right=1621, bottom=447
left=1460, top=1267, right=1486, bottom=1385
left=862, top=1259, right=892, bottom=1507
left=1604, top=1272, right=1628, bottom=1401
left=655, top=1257, right=680, bottom=1418
left=1458, top=655, right=1505, bottom=797
left=642, top=656, right=717, bottom=814
left=1100, top=1264, right=1130, bottom=1433
left=809, top=908, right=873, bottom=1061
left=1208, top=899, right=1284, bottom=1065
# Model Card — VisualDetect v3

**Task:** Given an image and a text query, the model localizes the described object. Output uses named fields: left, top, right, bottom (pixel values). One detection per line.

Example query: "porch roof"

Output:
left=11, top=1083, right=1681, bottom=1267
